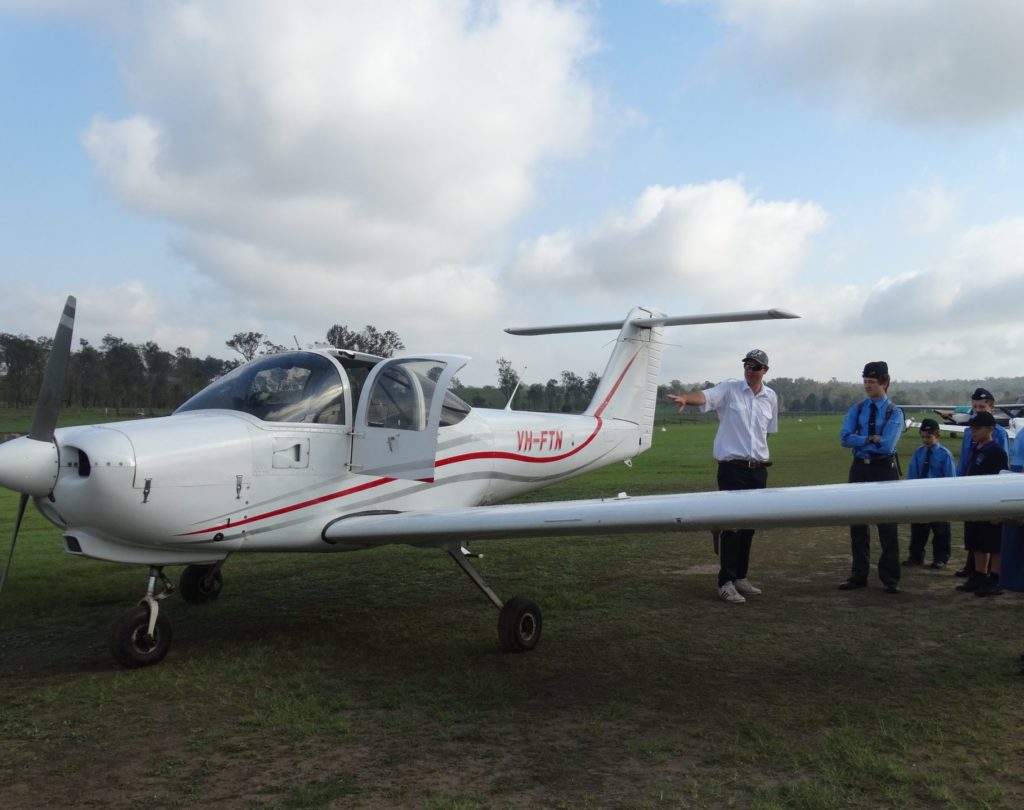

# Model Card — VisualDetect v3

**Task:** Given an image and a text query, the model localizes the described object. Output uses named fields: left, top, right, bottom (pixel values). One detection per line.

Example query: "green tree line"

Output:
left=0, top=322, right=406, bottom=413
left=4, top=324, right=1023, bottom=415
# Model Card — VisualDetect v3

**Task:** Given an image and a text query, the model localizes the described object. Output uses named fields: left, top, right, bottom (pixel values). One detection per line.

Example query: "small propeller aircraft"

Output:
left=901, top=403, right=1024, bottom=428
left=3, top=297, right=1024, bottom=669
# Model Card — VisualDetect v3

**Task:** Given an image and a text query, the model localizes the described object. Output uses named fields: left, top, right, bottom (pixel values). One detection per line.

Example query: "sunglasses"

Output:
left=743, top=362, right=767, bottom=371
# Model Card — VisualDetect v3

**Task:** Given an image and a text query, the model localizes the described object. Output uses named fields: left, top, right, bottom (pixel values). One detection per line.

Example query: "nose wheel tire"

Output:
left=179, top=564, right=223, bottom=605
left=110, top=605, right=172, bottom=668
left=498, top=596, right=542, bottom=652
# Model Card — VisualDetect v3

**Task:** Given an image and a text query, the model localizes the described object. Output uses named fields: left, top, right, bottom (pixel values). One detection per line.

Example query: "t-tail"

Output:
left=507, top=306, right=800, bottom=451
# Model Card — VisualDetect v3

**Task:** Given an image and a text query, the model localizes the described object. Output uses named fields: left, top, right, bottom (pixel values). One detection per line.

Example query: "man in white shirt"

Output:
left=668, top=350, right=779, bottom=604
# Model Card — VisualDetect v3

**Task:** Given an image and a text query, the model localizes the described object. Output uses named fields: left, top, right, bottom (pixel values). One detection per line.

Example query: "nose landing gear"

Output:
left=109, top=566, right=174, bottom=668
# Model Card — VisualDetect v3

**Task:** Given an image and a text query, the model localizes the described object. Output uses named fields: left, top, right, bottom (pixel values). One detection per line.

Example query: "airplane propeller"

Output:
left=0, top=295, right=76, bottom=595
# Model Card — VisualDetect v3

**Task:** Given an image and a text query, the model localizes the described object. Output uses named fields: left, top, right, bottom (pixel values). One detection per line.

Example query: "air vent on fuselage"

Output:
left=76, top=448, right=91, bottom=477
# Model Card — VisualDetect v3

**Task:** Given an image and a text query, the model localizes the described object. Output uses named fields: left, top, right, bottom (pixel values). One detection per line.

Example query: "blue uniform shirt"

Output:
left=1009, top=425, right=1024, bottom=472
left=840, top=396, right=904, bottom=460
left=958, top=423, right=1009, bottom=476
left=907, top=442, right=955, bottom=480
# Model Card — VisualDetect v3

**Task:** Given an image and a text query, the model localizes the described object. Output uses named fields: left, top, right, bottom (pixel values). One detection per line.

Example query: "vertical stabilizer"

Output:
left=583, top=307, right=665, bottom=449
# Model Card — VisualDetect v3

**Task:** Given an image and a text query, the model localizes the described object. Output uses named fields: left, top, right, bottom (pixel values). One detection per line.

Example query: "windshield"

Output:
left=176, top=352, right=346, bottom=424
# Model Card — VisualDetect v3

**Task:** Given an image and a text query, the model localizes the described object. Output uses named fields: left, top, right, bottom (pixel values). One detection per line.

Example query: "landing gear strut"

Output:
left=447, top=546, right=542, bottom=652
left=109, top=566, right=174, bottom=668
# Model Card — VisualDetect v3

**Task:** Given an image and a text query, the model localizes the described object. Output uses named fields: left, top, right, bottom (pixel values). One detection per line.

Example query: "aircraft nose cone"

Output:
left=0, top=435, right=60, bottom=497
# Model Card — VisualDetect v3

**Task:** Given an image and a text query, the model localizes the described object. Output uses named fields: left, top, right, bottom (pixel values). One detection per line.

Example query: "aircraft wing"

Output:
left=323, top=474, right=1024, bottom=548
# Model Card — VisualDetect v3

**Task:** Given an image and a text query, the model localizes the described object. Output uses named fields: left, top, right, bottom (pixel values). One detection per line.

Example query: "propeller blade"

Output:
left=29, top=295, right=76, bottom=443
left=0, top=493, right=30, bottom=595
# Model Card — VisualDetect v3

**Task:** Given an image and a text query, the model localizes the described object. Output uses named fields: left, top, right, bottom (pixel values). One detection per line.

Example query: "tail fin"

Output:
left=506, top=306, right=800, bottom=451
left=582, top=307, right=664, bottom=450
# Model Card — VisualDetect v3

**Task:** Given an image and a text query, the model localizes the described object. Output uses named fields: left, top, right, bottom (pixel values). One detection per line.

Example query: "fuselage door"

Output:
left=350, top=355, right=468, bottom=481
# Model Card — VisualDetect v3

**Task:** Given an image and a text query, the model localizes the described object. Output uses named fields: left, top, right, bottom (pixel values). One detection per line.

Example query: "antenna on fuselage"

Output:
left=504, top=365, right=527, bottom=412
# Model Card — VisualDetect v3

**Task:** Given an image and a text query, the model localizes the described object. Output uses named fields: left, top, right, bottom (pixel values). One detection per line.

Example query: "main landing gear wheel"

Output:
left=446, top=546, right=543, bottom=653
left=498, top=596, right=542, bottom=652
left=179, top=563, right=223, bottom=605
left=110, top=604, right=172, bottom=668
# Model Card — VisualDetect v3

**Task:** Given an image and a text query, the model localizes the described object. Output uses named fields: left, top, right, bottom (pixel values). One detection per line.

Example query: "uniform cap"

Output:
left=968, top=410, right=996, bottom=428
left=862, top=361, right=888, bottom=378
left=971, top=387, right=994, bottom=401
left=919, top=418, right=940, bottom=433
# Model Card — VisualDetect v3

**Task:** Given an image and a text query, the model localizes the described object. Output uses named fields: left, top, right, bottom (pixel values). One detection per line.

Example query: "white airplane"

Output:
left=902, top=403, right=1024, bottom=428
left=3, top=297, right=1024, bottom=669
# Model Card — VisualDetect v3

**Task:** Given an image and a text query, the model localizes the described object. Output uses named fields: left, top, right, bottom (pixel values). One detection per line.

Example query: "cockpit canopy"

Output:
left=176, top=352, right=348, bottom=424
left=175, top=351, right=472, bottom=427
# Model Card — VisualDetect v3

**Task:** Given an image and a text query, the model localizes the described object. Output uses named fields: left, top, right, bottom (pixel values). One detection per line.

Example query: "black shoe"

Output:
left=838, top=578, right=867, bottom=590
left=929, top=561, right=948, bottom=569
left=901, top=559, right=923, bottom=567
left=882, top=582, right=901, bottom=594
left=956, top=574, right=986, bottom=592
left=954, top=567, right=970, bottom=578
left=975, top=583, right=1004, bottom=597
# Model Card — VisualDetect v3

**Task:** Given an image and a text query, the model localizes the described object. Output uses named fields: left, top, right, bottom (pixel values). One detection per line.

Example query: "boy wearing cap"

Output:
left=667, top=349, right=778, bottom=605
left=956, top=388, right=1009, bottom=476
left=956, top=410, right=1008, bottom=596
left=838, top=361, right=905, bottom=593
left=903, top=418, right=956, bottom=568
left=954, top=388, right=1010, bottom=578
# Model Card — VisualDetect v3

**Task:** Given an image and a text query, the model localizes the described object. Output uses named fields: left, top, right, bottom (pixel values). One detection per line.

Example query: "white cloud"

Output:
left=504, top=179, right=828, bottom=305
left=735, top=216, right=1024, bottom=385
left=77, top=0, right=595, bottom=321
left=672, top=0, right=1024, bottom=127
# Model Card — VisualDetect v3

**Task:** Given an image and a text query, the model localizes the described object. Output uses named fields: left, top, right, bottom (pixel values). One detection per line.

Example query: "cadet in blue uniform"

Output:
left=838, top=361, right=905, bottom=593
left=955, top=388, right=1010, bottom=578
left=903, top=418, right=956, bottom=568
left=956, top=410, right=1008, bottom=596
left=956, top=388, right=1009, bottom=475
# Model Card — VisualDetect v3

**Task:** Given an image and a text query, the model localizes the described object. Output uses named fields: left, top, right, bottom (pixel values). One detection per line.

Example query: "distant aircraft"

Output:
left=3, top=297, right=1024, bottom=669
left=901, top=402, right=1024, bottom=428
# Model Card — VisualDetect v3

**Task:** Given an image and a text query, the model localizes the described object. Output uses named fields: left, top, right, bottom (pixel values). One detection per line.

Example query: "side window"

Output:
left=366, top=365, right=425, bottom=430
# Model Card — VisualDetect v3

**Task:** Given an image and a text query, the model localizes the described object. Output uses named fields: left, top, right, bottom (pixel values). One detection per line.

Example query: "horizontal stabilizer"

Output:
left=505, top=308, right=799, bottom=336
left=324, top=474, right=1024, bottom=548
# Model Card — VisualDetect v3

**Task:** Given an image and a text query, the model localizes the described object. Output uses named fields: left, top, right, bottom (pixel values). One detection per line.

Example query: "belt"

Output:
left=721, top=458, right=772, bottom=469
left=854, top=455, right=895, bottom=466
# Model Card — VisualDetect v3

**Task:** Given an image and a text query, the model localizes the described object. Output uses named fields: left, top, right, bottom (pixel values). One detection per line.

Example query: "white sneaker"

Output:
left=734, top=578, right=762, bottom=596
left=718, top=582, right=746, bottom=603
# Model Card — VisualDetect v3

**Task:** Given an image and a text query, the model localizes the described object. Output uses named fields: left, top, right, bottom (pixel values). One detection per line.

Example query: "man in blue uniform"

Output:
left=838, top=361, right=905, bottom=593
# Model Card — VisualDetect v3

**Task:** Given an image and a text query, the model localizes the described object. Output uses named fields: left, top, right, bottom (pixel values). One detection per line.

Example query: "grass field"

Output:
left=1, top=414, right=1022, bottom=809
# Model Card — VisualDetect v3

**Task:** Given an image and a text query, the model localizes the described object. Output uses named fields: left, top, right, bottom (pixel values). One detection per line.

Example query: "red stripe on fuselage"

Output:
left=178, top=476, right=394, bottom=536
left=179, top=348, right=641, bottom=537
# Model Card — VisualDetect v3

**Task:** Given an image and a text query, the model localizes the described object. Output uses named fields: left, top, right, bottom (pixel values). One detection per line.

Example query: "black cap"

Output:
left=971, top=387, right=994, bottom=402
left=968, top=410, right=996, bottom=428
left=919, top=418, right=940, bottom=432
left=862, top=361, right=888, bottom=378
left=742, top=349, right=769, bottom=366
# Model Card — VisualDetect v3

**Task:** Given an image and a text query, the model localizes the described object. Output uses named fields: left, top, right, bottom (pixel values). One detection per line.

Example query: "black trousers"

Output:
left=716, top=461, right=768, bottom=587
left=848, top=458, right=900, bottom=584
left=908, top=522, right=952, bottom=564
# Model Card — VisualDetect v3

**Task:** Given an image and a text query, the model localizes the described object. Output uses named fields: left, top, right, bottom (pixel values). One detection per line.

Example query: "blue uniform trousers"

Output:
left=848, top=457, right=901, bottom=584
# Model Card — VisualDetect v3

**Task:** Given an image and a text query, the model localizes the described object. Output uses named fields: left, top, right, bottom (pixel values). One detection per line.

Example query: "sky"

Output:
left=2, top=0, right=1024, bottom=389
